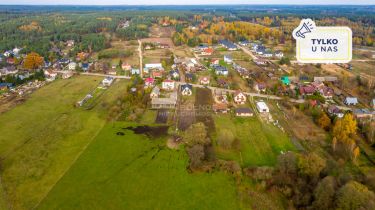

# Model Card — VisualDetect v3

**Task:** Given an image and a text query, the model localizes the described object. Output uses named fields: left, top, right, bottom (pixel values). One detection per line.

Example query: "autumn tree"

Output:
left=332, top=113, right=359, bottom=161
left=297, top=152, right=326, bottom=179
left=317, top=112, right=331, bottom=131
left=312, top=176, right=337, bottom=210
left=182, top=122, right=210, bottom=146
left=336, top=181, right=375, bottom=210
left=23, top=52, right=44, bottom=70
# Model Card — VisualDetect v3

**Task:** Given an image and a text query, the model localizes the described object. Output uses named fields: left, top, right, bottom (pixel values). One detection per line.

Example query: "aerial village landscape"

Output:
left=0, top=4, right=374, bottom=210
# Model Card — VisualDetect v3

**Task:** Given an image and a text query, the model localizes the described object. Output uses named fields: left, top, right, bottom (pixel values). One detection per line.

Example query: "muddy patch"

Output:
left=123, top=125, right=169, bottom=138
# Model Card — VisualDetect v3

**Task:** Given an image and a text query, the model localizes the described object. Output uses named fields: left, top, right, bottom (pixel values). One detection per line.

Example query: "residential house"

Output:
left=344, top=97, right=358, bottom=106
left=107, top=69, right=117, bottom=75
left=0, top=66, right=17, bottom=76
left=144, top=63, right=163, bottom=72
left=44, top=69, right=57, bottom=81
left=262, top=50, right=273, bottom=57
left=219, top=40, right=238, bottom=51
left=213, top=103, right=229, bottom=113
left=299, top=85, right=316, bottom=96
left=68, top=62, right=77, bottom=70
left=12, top=47, right=21, bottom=56
left=169, top=70, right=179, bottom=79
left=180, top=84, right=193, bottom=96
left=319, top=86, right=334, bottom=99
left=150, top=86, right=160, bottom=98
left=131, top=68, right=140, bottom=75
left=201, top=48, right=214, bottom=56
left=162, top=79, right=175, bottom=90
left=238, top=40, right=250, bottom=46
left=152, top=71, right=163, bottom=78
left=102, top=77, right=114, bottom=86
left=274, top=50, right=284, bottom=58
left=281, top=76, right=290, bottom=85
left=122, top=63, right=132, bottom=71
left=82, top=63, right=90, bottom=72
left=353, top=109, right=374, bottom=119
left=6, top=57, right=15, bottom=65
left=256, top=101, right=270, bottom=113
left=212, top=65, right=228, bottom=76
left=254, top=83, right=266, bottom=92
left=217, top=78, right=229, bottom=88
left=144, top=78, right=155, bottom=88
left=200, top=77, right=210, bottom=85
left=233, top=91, right=247, bottom=104
left=224, top=55, right=233, bottom=64
left=185, top=73, right=194, bottom=82
left=235, top=108, right=253, bottom=117
left=254, top=58, right=267, bottom=65
left=327, top=105, right=344, bottom=118
left=210, top=59, right=219, bottom=66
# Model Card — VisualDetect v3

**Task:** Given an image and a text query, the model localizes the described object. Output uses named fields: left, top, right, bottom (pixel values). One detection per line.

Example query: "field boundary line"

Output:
left=32, top=121, right=107, bottom=210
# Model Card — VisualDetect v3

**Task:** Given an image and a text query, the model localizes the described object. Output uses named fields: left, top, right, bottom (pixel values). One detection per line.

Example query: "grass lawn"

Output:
left=36, top=122, right=240, bottom=210
left=213, top=115, right=295, bottom=167
left=0, top=76, right=129, bottom=210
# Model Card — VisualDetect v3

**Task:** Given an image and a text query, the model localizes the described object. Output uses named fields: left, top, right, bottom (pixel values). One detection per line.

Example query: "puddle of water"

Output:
left=122, top=125, right=169, bottom=138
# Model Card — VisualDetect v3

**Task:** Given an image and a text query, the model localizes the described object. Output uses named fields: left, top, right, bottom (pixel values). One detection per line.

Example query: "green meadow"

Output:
left=36, top=123, right=239, bottom=210
left=213, top=115, right=295, bottom=167
left=0, top=76, right=128, bottom=210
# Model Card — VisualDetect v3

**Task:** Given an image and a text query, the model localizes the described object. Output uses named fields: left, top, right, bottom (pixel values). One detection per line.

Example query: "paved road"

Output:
left=138, top=39, right=143, bottom=78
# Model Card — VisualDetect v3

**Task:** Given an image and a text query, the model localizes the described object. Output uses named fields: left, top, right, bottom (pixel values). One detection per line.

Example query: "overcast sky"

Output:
left=1, top=0, right=374, bottom=5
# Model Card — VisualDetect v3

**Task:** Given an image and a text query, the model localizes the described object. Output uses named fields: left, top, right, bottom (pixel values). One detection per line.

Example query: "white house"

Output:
left=224, top=55, right=233, bottom=64
left=102, top=77, right=114, bottom=86
left=180, top=84, right=193, bottom=96
left=68, top=62, right=77, bottom=70
left=233, top=91, right=247, bottom=104
left=256, top=101, right=270, bottom=113
left=162, top=80, right=175, bottom=90
left=274, top=50, right=284, bottom=58
left=145, top=63, right=163, bottom=69
left=344, top=97, right=358, bottom=106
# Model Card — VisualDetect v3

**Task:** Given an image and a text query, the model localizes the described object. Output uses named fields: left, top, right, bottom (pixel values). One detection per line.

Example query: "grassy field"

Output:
left=36, top=122, right=239, bottom=210
left=0, top=76, right=129, bottom=210
left=213, top=115, right=295, bottom=167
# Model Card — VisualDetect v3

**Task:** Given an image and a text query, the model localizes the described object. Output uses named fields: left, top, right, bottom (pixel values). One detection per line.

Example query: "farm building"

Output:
left=235, top=108, right=253, bottom=117
left=151, top=92, right=177, bottom=109
left=256, top=101, right=270, bottom=113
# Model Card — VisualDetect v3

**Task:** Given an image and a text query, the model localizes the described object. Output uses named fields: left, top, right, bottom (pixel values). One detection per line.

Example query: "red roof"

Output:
left=145, top=78, right=154, bottom=83
left=204, top=48, right=214, bottom=54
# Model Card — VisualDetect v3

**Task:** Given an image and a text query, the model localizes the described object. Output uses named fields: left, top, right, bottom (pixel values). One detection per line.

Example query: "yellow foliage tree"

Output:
left=23, top=52, right=44, bottom=70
